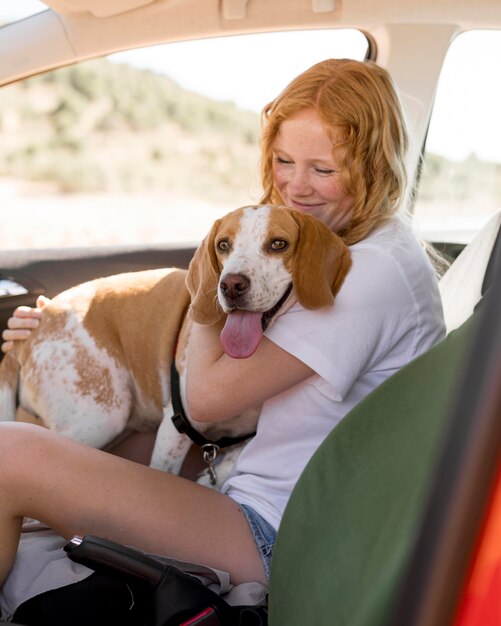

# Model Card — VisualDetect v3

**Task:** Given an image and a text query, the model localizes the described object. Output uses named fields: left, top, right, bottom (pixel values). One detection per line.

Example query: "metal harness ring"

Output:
left=201, top=443, right=220, bottom=486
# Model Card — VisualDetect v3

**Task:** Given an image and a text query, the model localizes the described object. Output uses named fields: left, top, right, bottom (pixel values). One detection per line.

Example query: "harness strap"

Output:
left=170, top=360, right=255, bottom=449
left=261, top=282, right=292, bottom=331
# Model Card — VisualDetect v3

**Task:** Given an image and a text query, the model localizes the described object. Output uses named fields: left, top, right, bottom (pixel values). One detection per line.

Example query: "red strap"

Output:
left=179, top=606, right=221, bottom=625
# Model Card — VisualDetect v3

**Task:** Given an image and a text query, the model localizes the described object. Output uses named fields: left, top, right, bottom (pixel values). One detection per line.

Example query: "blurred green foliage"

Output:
left=0, top=59, right=261, bottom=201
left=418, top=152, right=501, bottom=208
left=1, top=57, right=498, bottom=211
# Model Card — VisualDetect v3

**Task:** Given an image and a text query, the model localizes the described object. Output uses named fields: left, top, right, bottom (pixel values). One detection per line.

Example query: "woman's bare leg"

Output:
left=0, top=423, right=266, bottom=586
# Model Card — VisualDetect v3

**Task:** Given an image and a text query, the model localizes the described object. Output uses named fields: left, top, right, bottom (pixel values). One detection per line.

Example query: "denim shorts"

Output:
left=239, top=503, right=277, bottom=581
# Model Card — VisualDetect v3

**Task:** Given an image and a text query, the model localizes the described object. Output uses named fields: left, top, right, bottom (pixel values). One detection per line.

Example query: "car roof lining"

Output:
left=35, top=0, right=501, bottom=30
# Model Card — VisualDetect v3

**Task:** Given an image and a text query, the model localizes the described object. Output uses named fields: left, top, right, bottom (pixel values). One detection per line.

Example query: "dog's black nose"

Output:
left=220, top=273, right=250, bottom=302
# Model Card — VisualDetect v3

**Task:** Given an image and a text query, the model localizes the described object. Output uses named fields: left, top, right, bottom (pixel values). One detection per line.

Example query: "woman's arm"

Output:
left=186, top=319, right=314, bottom=423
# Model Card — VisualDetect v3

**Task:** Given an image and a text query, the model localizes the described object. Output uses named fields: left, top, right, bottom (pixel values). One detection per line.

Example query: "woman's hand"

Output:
left=1, top=295, right=50, bottom=353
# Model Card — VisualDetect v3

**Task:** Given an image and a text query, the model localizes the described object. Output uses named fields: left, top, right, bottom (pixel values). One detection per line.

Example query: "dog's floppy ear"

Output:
left=290, top=210, right=352, bottom=309
left=185, top=218, right=224, bottom=325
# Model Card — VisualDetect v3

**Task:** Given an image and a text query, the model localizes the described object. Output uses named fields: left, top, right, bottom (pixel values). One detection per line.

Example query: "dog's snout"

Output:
left=220, top=273, right=250, bottom=302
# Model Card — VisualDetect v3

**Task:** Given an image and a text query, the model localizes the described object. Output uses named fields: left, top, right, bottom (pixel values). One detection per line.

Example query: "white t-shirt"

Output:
left=221, top=217, right=446, bottom=530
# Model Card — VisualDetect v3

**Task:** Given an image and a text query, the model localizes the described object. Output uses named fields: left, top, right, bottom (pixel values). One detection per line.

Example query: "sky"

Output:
left=1, top=1, right=501, bottom=164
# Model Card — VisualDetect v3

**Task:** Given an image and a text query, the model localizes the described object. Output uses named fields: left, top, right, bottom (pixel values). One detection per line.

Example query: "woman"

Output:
left=0, top=59, right=445, bottom=589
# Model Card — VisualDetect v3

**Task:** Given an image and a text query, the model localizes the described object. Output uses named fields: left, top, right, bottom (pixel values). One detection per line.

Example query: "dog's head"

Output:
left=186, top=204, right=352, bottom=357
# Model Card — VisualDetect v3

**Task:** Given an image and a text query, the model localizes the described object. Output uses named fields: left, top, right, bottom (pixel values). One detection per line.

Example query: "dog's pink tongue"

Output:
left=220, top=310, right=263, bottom=359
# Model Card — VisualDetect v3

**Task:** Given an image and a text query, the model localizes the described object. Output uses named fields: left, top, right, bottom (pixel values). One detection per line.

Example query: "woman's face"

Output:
left=272, top=108, right=353, bottom=232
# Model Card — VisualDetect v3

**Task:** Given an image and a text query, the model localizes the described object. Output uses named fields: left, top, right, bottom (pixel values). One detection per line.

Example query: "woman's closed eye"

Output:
left=275, top=156, right=337, bottom=175
left=274, top=156, right=293, bottom=165
left=313, top=166, right=337, bottom=175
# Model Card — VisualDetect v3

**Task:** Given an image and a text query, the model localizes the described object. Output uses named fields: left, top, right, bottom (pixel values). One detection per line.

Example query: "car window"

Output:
left=413, top=30, right=501, bottom=244
left=0, top=29, right=369, bottom=250
left=0, top=1, right=47, bottom=26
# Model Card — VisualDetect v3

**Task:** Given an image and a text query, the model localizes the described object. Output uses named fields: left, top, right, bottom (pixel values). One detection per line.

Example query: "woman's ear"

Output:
left=185, top=219, right=224, bottom=325
left=290, top=211, right=352, bottom=309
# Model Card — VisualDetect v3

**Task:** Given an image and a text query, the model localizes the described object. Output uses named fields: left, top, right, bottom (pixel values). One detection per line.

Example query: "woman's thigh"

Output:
left=0, top=423, right=266, bottom=585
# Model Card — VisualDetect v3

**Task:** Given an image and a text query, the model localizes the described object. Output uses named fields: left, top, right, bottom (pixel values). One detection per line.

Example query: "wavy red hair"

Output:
left=259, top=59, right=408, bottom=245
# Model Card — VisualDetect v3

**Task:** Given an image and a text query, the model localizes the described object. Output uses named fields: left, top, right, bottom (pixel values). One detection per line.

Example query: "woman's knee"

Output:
left=0, top=422, right=49, bottom=484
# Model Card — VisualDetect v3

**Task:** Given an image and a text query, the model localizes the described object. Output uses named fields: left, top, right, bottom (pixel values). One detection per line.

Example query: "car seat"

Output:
left=439, top=209, right=501, bottom=332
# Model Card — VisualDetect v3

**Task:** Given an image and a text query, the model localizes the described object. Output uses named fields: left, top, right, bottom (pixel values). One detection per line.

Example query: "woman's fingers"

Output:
left=3, top=328, right=33, bottom=339
left=1, top=340, right=14, bottom=354
left=1, top=328, right=33, bottom=352
left=1, top=302, right=47, bottom=353
left=12, top=305, right=44, bottom=321
left=8, top=313, right=41, bottom=329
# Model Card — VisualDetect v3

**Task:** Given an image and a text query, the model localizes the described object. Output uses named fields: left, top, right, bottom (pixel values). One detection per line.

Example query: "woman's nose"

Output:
left=287, top=168, right=312, bottom=195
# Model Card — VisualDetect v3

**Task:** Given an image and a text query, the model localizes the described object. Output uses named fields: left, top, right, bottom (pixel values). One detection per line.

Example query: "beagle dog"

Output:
left=0, top=205, right=351, bottom=488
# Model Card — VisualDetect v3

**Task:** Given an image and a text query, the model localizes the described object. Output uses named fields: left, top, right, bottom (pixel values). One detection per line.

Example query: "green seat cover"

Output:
left=269, top=315, right=475, bottom=626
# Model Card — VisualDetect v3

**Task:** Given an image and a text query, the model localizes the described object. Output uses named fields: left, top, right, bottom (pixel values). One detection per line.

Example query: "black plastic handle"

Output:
left=64, top=535, right=164, bottom=587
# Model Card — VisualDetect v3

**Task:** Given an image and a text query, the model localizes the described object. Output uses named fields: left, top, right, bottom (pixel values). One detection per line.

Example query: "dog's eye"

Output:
left=217, top=240, right=230, bottom=252
left=270, top=239, right=288, bottom=251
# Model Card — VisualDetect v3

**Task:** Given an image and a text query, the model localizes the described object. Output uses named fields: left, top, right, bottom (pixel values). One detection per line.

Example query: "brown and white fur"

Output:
left=0, top=205, right=351, bottom=488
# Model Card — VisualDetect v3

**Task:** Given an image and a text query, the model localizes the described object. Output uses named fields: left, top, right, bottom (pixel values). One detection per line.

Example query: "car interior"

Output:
left=0, top=1, right=500, bottom=624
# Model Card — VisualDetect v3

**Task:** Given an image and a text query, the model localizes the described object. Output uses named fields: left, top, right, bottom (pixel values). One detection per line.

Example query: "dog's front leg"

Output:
left=150, top=404, right=193, bottom=475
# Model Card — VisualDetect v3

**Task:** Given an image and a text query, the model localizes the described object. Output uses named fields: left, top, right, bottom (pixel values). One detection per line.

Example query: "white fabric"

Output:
left=0, top=528, right=93, bottom=622
left=222, top=217, right=446, bottom=530
left=439, top=210, right=501, bottom=334
left=0, top=526, right=267, bottom=621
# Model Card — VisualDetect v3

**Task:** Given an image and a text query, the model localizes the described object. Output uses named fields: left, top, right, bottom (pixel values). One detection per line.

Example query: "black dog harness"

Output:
left=260, top=283, right=292, bottom=331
